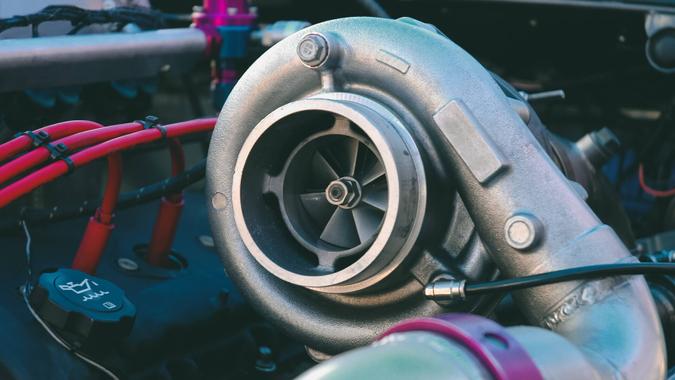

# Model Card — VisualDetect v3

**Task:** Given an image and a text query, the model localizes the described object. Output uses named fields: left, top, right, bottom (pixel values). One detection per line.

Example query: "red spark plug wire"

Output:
left=0, top=122, right=141, bottom=185
left=639, top=164, right=675, bottom=198
left=146, top=139, right=186, bottom=267
left=0, top=118, right=216, bottom=209
left=71, top=153, right=123, bottom=274
left=0, top=120, right=103, bottom=163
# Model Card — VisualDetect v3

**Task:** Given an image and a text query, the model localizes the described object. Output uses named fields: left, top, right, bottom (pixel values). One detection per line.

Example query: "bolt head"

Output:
left=297, top=34, right=329, bottom=68
left=504, top=213, right=542, bottom=250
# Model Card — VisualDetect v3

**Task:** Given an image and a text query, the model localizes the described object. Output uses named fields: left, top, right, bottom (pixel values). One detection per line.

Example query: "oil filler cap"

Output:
left=29, top=268, right=136, bottom=349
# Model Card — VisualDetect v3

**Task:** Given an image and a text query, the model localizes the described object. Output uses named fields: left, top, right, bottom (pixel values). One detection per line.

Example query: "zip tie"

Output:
left=135, top=115, right=167, bottom=139
left=45, top=142, right=75, bottom=174
left=15, top=130, right=51, bottom=147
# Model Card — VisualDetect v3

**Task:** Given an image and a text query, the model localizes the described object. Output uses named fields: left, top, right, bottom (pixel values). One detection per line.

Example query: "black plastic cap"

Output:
left=29, top=269, right=136, bottom=349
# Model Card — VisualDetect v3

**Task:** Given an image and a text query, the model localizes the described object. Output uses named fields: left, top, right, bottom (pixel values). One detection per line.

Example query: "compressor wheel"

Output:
left=280, top=124, right=388, bottom=267
left=231, top=96, right=426, bottom=292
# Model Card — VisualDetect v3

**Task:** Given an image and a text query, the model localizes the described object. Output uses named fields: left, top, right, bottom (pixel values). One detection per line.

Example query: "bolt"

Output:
left=297, top=34, right=329, bottom=68
left=504, top=213, right=542, bottom=250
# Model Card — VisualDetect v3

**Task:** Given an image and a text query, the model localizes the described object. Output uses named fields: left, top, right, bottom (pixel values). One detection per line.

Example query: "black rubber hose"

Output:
left=0, top=159, right=205, bottom=234
left=355, top=0, right=391, bottom=18
left=465, top=263, right=675, bottom=296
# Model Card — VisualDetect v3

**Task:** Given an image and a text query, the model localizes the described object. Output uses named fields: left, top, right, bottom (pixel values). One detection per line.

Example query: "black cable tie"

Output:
left=61, top=157, right=76, bottom=174
left=44, top=142, right=75, bottom=174
left=15, top=130, right=51, bottom=147
left=135, top=115, right=167, bottom=139
left=45, top=142, right=69, bottom=160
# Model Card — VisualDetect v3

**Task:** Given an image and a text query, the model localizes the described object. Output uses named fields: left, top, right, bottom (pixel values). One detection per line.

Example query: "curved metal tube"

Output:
left=207, top=16, right=666, bottom=376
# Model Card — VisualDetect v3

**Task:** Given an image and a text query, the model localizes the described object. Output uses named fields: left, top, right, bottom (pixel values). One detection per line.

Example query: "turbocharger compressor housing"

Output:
left=207, top=17, right=514, bottom=353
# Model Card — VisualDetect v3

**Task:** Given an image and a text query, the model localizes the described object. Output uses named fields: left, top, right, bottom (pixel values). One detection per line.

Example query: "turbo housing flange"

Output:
left=232, top=95, right=426, bottom=293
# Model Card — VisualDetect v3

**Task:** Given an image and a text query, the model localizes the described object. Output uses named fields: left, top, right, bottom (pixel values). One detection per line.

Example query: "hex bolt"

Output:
left=297, top=33, right=329, bottom=68
left=504, top=213, right=543, bottom=250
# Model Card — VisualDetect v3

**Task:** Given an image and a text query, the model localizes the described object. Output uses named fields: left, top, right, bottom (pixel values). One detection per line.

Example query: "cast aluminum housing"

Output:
left=207, top=16, right=666, bottom=378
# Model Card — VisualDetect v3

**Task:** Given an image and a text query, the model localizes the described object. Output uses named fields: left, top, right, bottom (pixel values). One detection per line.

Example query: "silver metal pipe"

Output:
left=0, top=28, right=207, bottom=92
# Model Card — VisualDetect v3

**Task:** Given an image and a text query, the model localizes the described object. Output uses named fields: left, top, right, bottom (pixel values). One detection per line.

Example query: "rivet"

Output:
left=211, top=192, right=228, bottom=210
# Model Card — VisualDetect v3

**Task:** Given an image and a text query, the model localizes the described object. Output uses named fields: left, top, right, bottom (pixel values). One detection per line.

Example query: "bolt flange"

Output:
left=297, top=33, right=330, bottom=68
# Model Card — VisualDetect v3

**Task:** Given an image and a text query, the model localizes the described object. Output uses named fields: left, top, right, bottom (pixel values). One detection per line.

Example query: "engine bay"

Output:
left=1, top=1, right=675, bottom=379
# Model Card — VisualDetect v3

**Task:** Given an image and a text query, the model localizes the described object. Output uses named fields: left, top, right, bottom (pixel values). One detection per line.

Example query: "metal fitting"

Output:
left=424, top=279, right=466, bottom=301
left=519, top=89, right=566, bottom=102
left=575, top=128, right=621, bottom=169
left=297, top=33, right=330, bottom=68
left=504, top=213, right=543, bottom=250
left=325, top=177, right=362, bottom=208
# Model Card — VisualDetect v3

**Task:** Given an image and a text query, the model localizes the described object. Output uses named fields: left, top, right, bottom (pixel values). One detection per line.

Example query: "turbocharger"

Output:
left=207, top=17, right=665, bottom=378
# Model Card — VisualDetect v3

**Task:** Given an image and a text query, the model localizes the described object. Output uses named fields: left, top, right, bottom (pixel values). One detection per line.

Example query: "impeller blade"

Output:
left=352, top=205, right=384, bottom=243
left=311, top=151, right=340, bottom=188
left=299, top=192, right=335, bottom=226
left=320, top=208, right=360, bottom=248
left=362, top=185, right=388, bottom=212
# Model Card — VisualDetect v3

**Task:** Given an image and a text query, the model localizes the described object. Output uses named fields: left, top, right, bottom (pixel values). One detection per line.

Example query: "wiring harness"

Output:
left=0, top=116, right=216, bottom=274
left=0, top=160, right=206, bottom=234
left=0, top=5, right=167, bottom=35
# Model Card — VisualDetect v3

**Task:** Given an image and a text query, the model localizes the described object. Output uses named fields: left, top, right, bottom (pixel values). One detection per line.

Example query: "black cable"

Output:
left=0, top=5, right=166, bottom=34
left=0, top=159, right=206, bottom=234
left=465, top=263, right=675, bottom=296
left=355, top=0, right=391, bottom=18
left=181, top=74, right=205, bottom=118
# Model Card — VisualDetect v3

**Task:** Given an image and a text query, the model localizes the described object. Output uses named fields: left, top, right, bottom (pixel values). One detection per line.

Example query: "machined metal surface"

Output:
left=207, top=16, right=666, bottom=375
left=433, top=99, right=507, bottom=184
left=424, top=280, right=466, bottom=301
left=231, top=96, right=426, bottom=292
left=0, top=28, right=206, bottom=92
